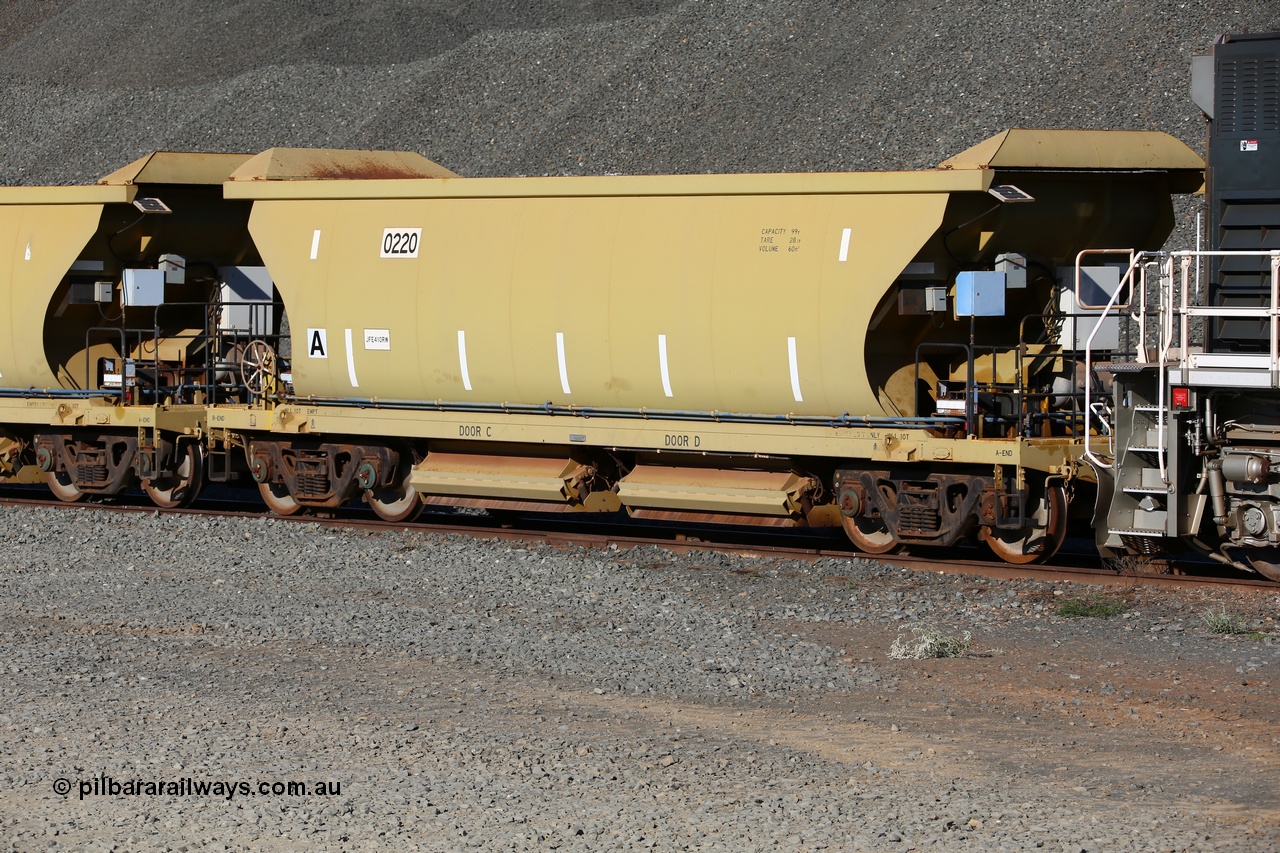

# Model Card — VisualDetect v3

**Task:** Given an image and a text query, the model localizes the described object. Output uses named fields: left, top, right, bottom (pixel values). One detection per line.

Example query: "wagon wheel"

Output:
left=1244, top=549, right=1280, bottom=582
left=240, top=339, right=277, bottom=396
left=45, top=469, right=86, bottom=503
left=981, top=482, right=1068, bottom=565
left=366, top=470, right=423, bottom=523
left=143, top=442, right=204, bottom=509
left=840, top=513, right=899, bottom=555
left=258, top=480, right=302, bottom=516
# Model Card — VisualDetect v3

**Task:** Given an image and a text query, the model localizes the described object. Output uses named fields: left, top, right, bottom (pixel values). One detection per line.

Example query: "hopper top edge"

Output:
left=222, top=167, right=994, bottom=200
left=0, top=184, right=137, bottom=205
left=99, top=152, right=256, bottom=186
left=940, top=129, right=1205, bottom=177
left=228, top=148, right=459, bottom=183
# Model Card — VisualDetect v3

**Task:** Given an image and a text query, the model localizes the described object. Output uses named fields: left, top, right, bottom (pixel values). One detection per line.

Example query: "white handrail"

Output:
left=1071, top=249, right=1280, bottom=474
left=1165, top=250, right=1280, bottom=376
left=1178, top=254, right=1191, bottom=373
left=1272, top=252, right=1279, bottom=378
left=1150, top=254, right=1175, bottom=484
left=1078, top=248, right=1140, bottom=470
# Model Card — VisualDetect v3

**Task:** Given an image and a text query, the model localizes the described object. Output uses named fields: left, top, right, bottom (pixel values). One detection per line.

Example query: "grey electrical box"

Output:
left=122, top=268, right=165, bottom=307
left=1055, top=265, right=1122, bottom=350
left=925, top=286, right=947, bottom=312
left=995, top=253, right=1028, bottom=289
left=217, top=266, right=275, bottom=334
left=159, top=253, right=186, bottom=285
left=898, top=282, right=947, bottom=315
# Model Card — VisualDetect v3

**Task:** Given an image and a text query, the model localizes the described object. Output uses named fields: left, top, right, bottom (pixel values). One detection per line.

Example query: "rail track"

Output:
left=2, top=484, right=1272, bottom=593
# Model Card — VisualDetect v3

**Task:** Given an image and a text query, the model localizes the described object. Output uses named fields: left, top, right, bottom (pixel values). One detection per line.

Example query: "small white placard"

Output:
left=380, top=228, right=421, bottom=258
left=364, top=329, right=391, bottom=350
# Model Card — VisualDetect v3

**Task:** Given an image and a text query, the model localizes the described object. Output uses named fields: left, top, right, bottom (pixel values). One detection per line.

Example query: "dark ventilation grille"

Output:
left=1213, top=199, right=1280, bottom=345
left=1217, top=57, right=1280, bottom=134
left=897, top=487, right=941, bottom=534
left=77, top=464, right=108, bottom=486
left=294, top=453, right=332, bottom=499
left=1219, top=202, right=1280, bottom=252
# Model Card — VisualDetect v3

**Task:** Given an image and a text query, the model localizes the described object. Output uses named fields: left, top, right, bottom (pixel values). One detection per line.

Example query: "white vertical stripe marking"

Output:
left=457, top=330, right=473, bottom=391
left=310, top=229, right=321, bottom=260
left=24, top=243, right=31, bottom=261
left=788, top=336, right=803, bottom=403
left=658, top=334, right=674, bottom=397
left=556, top=332, right=571, bottom=395
left=345, top=328, right=359, bottom=388
left=838, top=228, right=852, bottom=263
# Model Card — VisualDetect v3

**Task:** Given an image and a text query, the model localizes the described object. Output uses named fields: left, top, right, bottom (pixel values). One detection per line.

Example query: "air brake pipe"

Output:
left=1207, top=458, right=1228, bottom=526
left=280, top=395, right=966, bottom=429
left=1196, top=544, right=1255, bottom=574
left=0, top=388, right=124, bottom=399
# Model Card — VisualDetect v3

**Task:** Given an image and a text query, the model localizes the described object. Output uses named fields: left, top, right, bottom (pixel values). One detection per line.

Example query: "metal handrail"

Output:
left=1169, top=250, right=1280, bottom=374
left=914, top=342, right=975, bottom=434
left=1082, top=249, right=1280, bottom=473
left=1079, top=249, right=1142, bottom=470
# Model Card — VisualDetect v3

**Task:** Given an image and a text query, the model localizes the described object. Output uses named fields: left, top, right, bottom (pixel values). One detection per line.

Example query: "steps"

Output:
left=1107, top=386, right=1179, bottom=539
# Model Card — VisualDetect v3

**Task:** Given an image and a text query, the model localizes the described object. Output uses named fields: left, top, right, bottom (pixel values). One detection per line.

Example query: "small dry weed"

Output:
left=889, top=627, right=972, bottom=660
left=1201, top=607, right=1249, bottom=635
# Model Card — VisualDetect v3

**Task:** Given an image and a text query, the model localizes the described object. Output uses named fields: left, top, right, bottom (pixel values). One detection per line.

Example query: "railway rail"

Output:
left=4, top=485, right=1269, bottom=593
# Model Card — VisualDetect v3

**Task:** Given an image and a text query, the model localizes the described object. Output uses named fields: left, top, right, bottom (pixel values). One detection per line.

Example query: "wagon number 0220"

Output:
left=380, top=228, right=421, bottom=259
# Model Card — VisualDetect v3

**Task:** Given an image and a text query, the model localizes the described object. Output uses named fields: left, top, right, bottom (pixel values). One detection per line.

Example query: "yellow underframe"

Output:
left=230, top=402, right=1083, bottom=476
left=0, top=394, right=1087, bottom=484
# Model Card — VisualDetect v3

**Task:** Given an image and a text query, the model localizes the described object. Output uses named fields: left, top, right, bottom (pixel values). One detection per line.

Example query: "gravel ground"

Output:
left=2, top=504, right=1279, bottom=851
